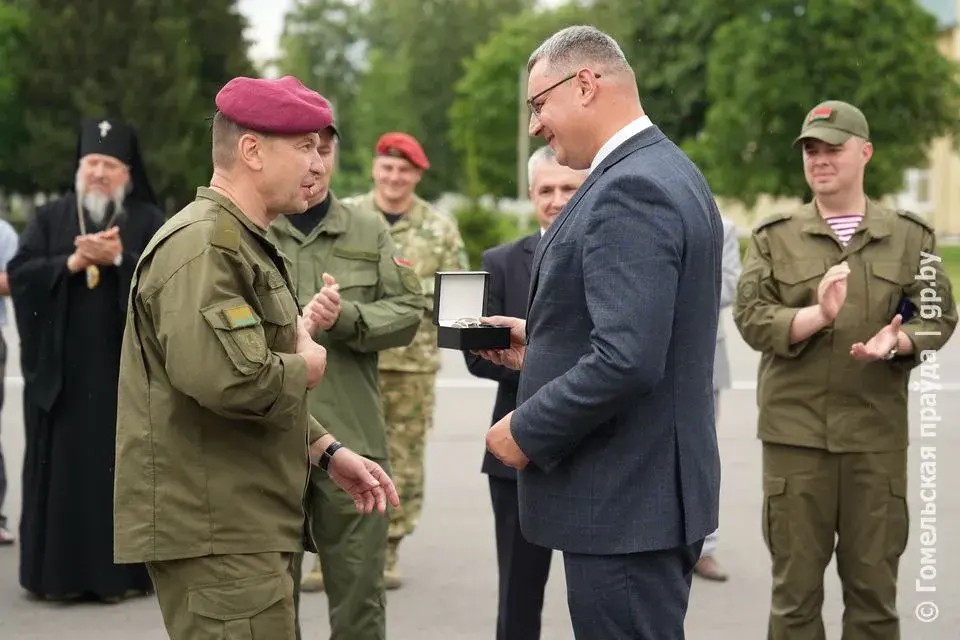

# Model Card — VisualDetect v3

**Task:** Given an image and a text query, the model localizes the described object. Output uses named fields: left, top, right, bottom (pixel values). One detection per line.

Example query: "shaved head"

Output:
left=212, top=111, right=256, bottom=169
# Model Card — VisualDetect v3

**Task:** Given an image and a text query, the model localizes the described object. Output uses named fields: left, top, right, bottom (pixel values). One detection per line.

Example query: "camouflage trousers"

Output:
left=378, top=370, right=436, bottom=562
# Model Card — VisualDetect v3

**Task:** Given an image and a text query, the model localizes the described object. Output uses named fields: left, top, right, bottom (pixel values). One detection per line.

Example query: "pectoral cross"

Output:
left=99, top=120, right=112, bottom=138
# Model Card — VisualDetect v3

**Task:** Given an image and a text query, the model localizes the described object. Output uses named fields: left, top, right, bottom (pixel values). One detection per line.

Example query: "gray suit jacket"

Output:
left=714, top=217, right=742, bottom=392
left=511, top=125, right=722, bottom=555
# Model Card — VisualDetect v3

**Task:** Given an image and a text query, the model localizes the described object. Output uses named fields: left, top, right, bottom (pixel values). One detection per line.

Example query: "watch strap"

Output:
left=319, top=440, right=344, bottom=471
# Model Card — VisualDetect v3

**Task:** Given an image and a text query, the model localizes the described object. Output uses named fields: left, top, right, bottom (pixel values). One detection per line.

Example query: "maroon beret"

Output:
left=375, top=132, right=430, bottom=170
left=215, top=75, right=334, bottom=135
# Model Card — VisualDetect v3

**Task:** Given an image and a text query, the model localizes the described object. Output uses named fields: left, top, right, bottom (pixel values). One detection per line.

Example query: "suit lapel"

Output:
left=521, top=232, right=537, bottom=277
left=526, top=126, right=667, bottom=310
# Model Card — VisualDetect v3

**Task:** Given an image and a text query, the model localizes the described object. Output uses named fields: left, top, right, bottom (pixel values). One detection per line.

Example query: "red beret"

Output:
left=215, top=75, right=334, bottom=135
left=375, top=132, right=430, bottom=170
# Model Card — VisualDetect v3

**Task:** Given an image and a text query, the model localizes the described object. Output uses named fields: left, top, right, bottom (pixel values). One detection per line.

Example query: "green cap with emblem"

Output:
left=793, top=100, right=870, bottom=146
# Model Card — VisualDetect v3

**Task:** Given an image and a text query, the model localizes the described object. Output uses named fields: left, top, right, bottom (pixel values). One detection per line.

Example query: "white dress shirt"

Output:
left=589, top=115, right=654, bottom=173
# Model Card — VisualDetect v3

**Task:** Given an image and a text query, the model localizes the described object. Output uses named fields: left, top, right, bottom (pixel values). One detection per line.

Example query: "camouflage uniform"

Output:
left=342, top=191, right=468, bottom=584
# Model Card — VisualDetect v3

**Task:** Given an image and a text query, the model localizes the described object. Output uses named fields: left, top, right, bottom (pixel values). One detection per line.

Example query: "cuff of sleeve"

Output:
left=770, top=307, right=807, bottom=358
left=902, top=325, right=948, bottom=366
left=263, top=352, right=309, bottom=429
left=327, top=301, right=360, bottom=340
left=510, top=403, right=561, bottom=473
left=308, top=415, right=328, bottom=443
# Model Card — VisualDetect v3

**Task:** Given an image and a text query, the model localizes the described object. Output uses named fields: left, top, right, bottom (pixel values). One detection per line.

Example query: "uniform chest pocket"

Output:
left=328, top=247, right=380, bottom=304
left=255, top=270, right=298, bottom=351
left=772, top=259, right=828, bottom=308
left=868, top=261, right=913, bottom=322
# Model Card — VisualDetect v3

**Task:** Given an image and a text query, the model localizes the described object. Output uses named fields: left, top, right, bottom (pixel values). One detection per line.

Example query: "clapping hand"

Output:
left=75, top=226, right=123, bottom=266
left=817, top=261, right=850, bottom=323
left=303, top=273, right=342, bottom=331
left=851, top=314, right=903, bottom=361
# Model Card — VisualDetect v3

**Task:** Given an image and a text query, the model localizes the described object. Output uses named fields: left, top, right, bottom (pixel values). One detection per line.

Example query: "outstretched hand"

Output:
left=327, top=448, right=401, bottom=515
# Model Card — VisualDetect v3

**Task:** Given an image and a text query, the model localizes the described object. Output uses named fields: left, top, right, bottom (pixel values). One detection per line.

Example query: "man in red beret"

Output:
left=112, top=75, right=400, bottom=640
left=342, top=131, right=469, bottom=589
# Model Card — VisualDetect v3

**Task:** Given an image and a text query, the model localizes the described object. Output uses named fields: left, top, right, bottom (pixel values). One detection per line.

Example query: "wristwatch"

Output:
left=318, top=440, right=344, bottom=471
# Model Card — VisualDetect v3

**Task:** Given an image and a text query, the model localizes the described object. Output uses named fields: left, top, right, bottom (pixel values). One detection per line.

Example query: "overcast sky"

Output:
left=238, top=0, right=291, bottom=67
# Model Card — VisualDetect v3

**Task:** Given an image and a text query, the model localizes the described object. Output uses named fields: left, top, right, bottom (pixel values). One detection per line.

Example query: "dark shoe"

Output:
left=694, top=556, right=728, bottom=582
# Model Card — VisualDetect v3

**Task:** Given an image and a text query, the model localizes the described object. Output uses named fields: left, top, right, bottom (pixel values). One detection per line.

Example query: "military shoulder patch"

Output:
left=737, top=276, right=759, bottom=304
left=896, top=209, right=934, bottom=232
left=211, top=213, right=241, bottom=252
left=222, top=304, right=259, bottom=329
left=394, top=256, right=413, bottom=268
left=753, top=211, right=793, bottom=232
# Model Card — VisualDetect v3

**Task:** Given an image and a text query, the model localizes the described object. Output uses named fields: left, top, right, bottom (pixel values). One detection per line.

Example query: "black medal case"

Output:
left=433, top=271, right=511, bottom=350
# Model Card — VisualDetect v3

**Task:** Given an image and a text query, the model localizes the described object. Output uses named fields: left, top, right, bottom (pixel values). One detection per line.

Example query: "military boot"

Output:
left=384, top=538, right=403, bottom=590
left=300, top=555, right=324, bottom=592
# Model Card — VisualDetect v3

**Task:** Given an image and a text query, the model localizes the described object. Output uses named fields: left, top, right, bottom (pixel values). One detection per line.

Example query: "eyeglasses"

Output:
left=526, top=71, right=602, bottom=117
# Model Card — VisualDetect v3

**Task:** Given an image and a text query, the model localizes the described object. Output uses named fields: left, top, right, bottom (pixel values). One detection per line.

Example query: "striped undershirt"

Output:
left=825, top=214, right=864, bottom=246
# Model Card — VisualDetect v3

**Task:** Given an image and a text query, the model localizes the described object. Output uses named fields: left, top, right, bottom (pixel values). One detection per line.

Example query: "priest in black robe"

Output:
left=8, top=117, right=165, bottom=602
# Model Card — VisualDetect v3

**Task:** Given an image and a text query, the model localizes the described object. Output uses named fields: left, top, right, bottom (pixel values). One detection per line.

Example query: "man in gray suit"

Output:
left=475, top=25, right=722, bottom=640
left=695, top=216, right=742, bottom=582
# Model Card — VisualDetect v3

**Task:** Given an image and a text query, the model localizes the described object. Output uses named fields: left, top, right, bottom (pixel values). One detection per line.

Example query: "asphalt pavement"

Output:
left=0, top=310, right=958, bottom=639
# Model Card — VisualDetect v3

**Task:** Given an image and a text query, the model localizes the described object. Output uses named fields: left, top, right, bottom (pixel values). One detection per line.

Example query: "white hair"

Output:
left=527, top=145, right=559, bottom=186
left=527, top=25, right=632, bottom=76
left=76, top=167, right=127, bottom=225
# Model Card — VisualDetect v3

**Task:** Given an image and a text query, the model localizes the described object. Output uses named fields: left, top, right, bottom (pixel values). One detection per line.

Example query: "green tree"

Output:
left=594, top=0, right=755, bottom=146
left=14, top=0, right=254, bottom=210
left=352, top=0, right=534, bottom=200
left=449, top=3, right=591, bottom=199
left=0, top=1, right=33, bottom=191
left=690, top=0, right=960, bottom=205
left=342, top=47, right=420, bottom=197
left=277, top=0, right=367, bottom=194
left=453, top=202, right=524, bottom=269
left=178, top=0, right=256, bottom=102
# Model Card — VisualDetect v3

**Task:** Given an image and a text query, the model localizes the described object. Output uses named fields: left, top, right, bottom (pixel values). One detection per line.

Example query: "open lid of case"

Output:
left=433, top=271, right=489, bottom=327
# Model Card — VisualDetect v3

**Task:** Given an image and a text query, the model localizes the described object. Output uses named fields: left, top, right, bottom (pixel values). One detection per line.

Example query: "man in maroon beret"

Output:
left=343, top=132, right=469, bottom=589
left=112, top=75, right=400, bottom=640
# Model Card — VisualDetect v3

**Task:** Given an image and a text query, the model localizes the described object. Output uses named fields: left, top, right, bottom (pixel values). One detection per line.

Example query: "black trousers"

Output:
left=563, top=539, right=703, bottom=640
left=488, top=475, right=553, bottom=640
left=0, top=331, right=7, bottom=528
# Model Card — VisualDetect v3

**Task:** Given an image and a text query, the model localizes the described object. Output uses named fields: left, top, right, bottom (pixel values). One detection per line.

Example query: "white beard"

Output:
left=76, top=175, right=126, bottom=226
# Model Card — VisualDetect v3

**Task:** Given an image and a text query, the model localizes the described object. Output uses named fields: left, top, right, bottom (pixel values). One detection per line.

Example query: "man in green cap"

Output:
left=267, top=114, right=424, bottom=640
left=734, top=99, right=957, bottom=639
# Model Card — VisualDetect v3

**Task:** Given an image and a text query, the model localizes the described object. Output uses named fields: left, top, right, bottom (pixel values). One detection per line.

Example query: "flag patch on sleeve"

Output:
left=223, top=304, right=258, bottom=328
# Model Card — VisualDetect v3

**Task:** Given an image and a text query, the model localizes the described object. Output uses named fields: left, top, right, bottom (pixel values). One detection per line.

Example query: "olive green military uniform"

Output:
left=114, top=188, right=329, bottom=640
left=267, top=194, right=424, bottom=640
left=343, top=191, right=469, bottom=582
left=734, top=199, right=957, bottom=640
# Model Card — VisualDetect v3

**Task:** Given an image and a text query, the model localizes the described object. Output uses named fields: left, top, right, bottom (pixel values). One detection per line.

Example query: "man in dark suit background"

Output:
left=474, top=25, right=723, bottom=639
left=465, top=145, right=587, bottom=640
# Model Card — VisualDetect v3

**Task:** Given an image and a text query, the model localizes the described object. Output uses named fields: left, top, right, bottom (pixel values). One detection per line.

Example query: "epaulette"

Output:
left=896, top=209, right=934, bottom=232
left=210, top=212, right=241, bottom=252
left=752, top=211, right=793, bottom=233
